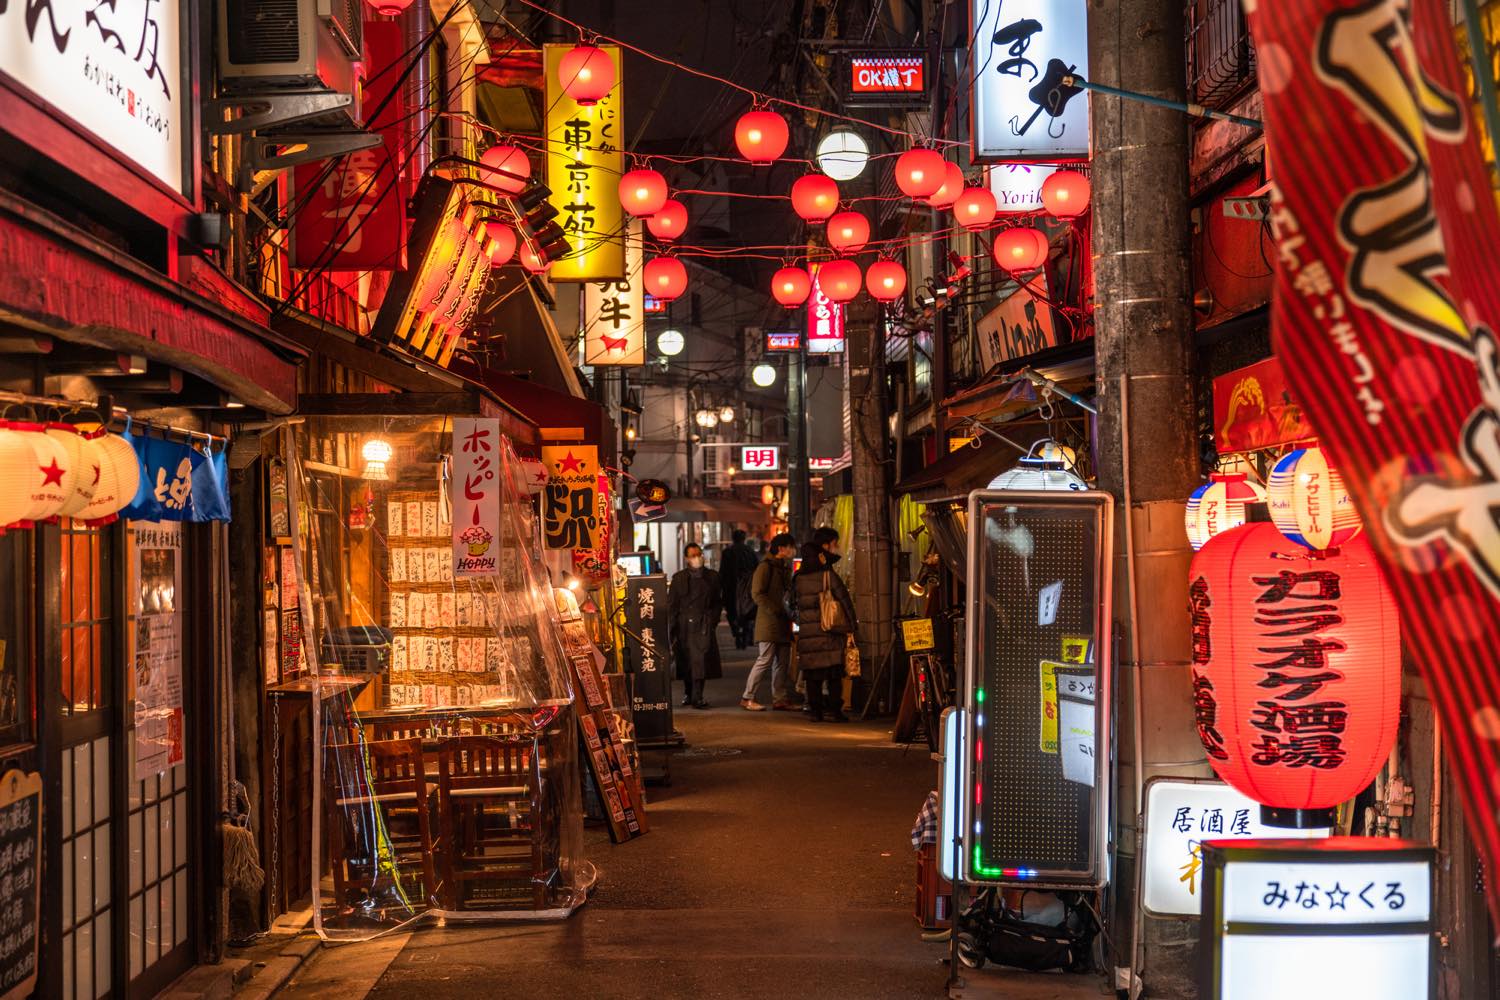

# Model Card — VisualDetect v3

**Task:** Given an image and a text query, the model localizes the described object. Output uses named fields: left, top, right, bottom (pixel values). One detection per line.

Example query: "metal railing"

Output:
left=1186, top=0, right=1257, bottom=111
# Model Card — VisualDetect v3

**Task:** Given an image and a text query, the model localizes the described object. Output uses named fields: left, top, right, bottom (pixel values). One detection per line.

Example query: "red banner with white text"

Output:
left=1247, top=0, right=1500, bottom=918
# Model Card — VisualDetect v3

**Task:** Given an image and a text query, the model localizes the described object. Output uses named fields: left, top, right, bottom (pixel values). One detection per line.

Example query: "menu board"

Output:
left=624, top=574, right=672, bottom=744
left=562, top=616, right=648, bottom=843
left=0, top=770, right=40, bottom=1000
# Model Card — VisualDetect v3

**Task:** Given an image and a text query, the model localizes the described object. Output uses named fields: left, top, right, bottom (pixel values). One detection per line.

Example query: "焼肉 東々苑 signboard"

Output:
left=626, top=574, right=672, bottom=743
left=971, top=0, right=1090, bottom=161
left=544, top=43, right=625, bottom=281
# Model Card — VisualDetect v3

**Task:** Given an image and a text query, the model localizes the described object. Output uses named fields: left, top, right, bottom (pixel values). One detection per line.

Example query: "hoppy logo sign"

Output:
left=452, top=419, right=501, bottom=578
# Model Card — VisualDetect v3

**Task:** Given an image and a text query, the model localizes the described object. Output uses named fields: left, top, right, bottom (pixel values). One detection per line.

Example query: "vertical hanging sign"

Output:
left=542, top=445, right=601, bottom=550
left=583, top=219, right=646, bottom=364
left=544, top=43, right=625, bottom=282
left=970, top=0, right=1090, bottom=160
left=807, top=263, right=847, bottom=354
left=133, top=522, right=185, bottom=779
left=452, top=418, right=502, bottom=577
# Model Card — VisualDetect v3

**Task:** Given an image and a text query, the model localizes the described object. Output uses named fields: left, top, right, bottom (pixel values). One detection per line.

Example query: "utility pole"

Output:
left=846, top=296, right=895, bottom=684
left=1088, top=0, right=1201, bottom=994
left=787, top=337, right=810, bottom=541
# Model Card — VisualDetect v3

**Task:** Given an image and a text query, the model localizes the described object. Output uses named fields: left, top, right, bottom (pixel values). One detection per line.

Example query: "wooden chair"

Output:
left=368, top=718, right=429, bottom=743
left=323, top=737, right=441, bottom=913
left=434, top=735, right=547, bottom=910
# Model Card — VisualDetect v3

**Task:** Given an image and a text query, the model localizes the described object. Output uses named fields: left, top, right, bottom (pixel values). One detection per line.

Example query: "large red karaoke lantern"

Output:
left=926, top=161, right=965, bottom=209
left=953, top=186, right=998, bottom=230
left=866, top=260, right=907, bottom=301
left=826, top=211, right=869, bottom=254
left=816, top=259, right=861, bottom=303
left=644, top=256, right=688, bottom=301
left=1039, top=170, right=1091, bottom=219
left=647, top=199, right=688, bottom=241
left=771, top=266, right=812, bottom=306
left=1189, top=523, right=1401, bottom=826
left=791, top=174, right=840, bottom=222
left=1184, top=472, right=1266, bottom=550
left=557, top=44, right=616, bottom=106
left=483, top=222, right=517, bottom=266
left=478, top=144, right=530, bottom=194
left=893, top=148, right=946, bottom=198
left=734, top=110, right=788, bottom=163
left=992, top=226, right=1049, bottom=273
left=1267, top=446, right=1363, bottom=551
left=618, top=168, right=669, bottom=217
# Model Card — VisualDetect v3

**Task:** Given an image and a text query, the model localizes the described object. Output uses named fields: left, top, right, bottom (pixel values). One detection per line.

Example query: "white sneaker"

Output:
left=739, top=698, right=767, bottom=712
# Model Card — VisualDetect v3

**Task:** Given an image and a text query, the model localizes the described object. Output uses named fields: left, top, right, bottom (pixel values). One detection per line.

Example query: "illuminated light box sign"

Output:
left=971, top=0, right=1090, bottom=161
left=808, top=457, right=837, bottom=471
left=989, top=162, right=1059, bottom=214
left=582, top=219, right=646, bottom=366
left=807, top=264, right=847, bottom=354
left=964, top=490, right=1114, bottom=887
left=846, top=53, right=927, bottom=105
left=1199, top=839, right=1434, bottom=1000
left=740, top=446, right=780, bottom=472
left=1141, top=778, right=1329, bottom=918
left=766, top=331, right=801, bottom=351
left=643, top=295, right=668, bottom=314
left=543, top=43, right=625, bottom=281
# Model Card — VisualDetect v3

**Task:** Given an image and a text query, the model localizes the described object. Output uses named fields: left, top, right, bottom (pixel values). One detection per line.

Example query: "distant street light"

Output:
left=657, top=329, right=685, bottom=356
left=718, top=405, right=736, bottom=423
left=752, top=363, right=777, bottom=387
left=694, top=408, right=718, bottom=429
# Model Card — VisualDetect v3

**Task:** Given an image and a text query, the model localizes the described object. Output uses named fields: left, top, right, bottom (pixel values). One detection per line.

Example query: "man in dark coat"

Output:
left=740, top=532, right=797, bottom=711
left=719, top=529, right=759, bottom=648
left=792, top=528, right=857, bottom=722
left=669, top=542, right=722, bottom=709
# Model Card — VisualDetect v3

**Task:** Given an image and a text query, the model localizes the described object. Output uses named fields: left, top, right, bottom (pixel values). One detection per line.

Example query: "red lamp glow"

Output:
left=558, top=44, right=616, bottom=106
left=926, top=161, right=965, bottom=208
left=1040, top=170, right=1091, bottom=219
left=894, top=148, right=946, bottom=198
left=734, top=110, right=789, bottom=163
left=618, top=168, right=669, bottom=217
left=519, top=240, right=549, bottom=274
left=645, top=257, right=688, bottom=301
left=866, top=260, right=907, bottom=301
left=826, top=211, right=870, bottom=254
left=791, top=174, right=840, bottom=222
left=816, top=259, right=861, bottom=303
left=365, top=0, right=414, bottom=13
left=953, top=186, right=998, bottom=230
left=483, top=222, right=517, bottom=266
left=771, top=266, right=812, bottom=306
left=478, top=144, right=530, bottom=194
left=647, top=199, right=688, bottom=241
left=992, top=226, right=1049, bottom=273
left=1190, top=523, right=1401, bottom=825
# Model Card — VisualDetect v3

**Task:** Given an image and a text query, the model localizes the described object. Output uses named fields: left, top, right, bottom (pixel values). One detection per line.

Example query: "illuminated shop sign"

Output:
left=971, top=0, right=1090, bottom=160
left=740, top=446, right=780, bottom=471
left=544, top=43, right=625, bottom=281
left=849, top=56, right=924, bottom=94
left=765, top=331, right=801, bottom=351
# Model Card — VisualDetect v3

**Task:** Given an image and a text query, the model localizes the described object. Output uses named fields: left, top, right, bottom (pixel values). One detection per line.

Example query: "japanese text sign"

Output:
left=541, top=445, right=600, bottom=550
left=571, top=473, right=612, bottom=581
left=544, top=43, right=624, bottom=281
left=766, top=331, right=801, bottom=351
left=807, top=263, right=846, bottom=354
left=989, top=162, right=1059, bottom=214
left=1, top=0, right=184, bottom=193
left=740, top=445, right=780, bottom=471
left=583, top=219, right=645, bottom=365
left=626, top=573, right=672, bottom=743
left=119, top=432, right=230, bottom=523
left=0, top=770, right=41, bottom=1000
left=452, top=418, right=502, bottom=577
left=971, top=0, right=1090, bottom=160
left=901, top=617, right=935, bottom=650
left=848, top=55, right=925, bottom=94
left=976, top=275, right=1057, bottom=370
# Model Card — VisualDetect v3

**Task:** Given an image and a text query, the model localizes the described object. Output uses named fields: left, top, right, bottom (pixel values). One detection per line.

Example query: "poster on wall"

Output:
left=451, top=418, right=502, bottom=577
left=0, top=769, right=40, bottom=1000
left=970, top=0, right=1090, bottom=161
left=133, top=523, right=185, bottom=780
left=544, top=43, right=625, bottom=281
left=582, top=220, right=646, bottom=365
left=541, top=445, right=601, bottom=550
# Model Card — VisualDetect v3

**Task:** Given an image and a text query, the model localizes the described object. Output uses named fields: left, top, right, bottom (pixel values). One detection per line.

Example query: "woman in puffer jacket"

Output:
left=792, top=528, right=857, bottom=722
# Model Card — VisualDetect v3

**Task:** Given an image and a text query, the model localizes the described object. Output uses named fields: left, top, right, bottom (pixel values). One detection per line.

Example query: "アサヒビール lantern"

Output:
left=826, top=211, right=869, bottom=254
left=866, top=260, right=907, bottom=301
left=953, top=187, right=998, bottom=231
left=893, top=148, right=946, bottom=198
left=734, top=110, right=789, bottom=163
left=1185, top=472, right=1266, bottom=550
left=816, top=259, right=861, bottom=303
left=618, top=169, right=669, bottom=217
left=771, top=266, right=812, bottom=306
left=647, top=199, right=688, bottom=241
left=1267, top=446, right=1363, bottom=551
left=1189, top=522, right=1400, bottom=826
left=644, top=257, right=688, bottom=301
left=790, top=174, right=840, bottom=222
left=992, top=226, right=1049, bottom=273
left=557, top=44, right=616, bottom=105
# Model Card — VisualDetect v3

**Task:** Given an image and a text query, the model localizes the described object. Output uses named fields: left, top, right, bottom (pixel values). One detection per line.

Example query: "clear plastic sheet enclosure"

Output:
left=285, top=416, right=593, bottom=939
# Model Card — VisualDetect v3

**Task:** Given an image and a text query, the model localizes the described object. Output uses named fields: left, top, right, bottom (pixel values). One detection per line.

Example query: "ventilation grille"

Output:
left=226, top=0, right=301, bottom=64
left=323, top=0, right=363, bottom=58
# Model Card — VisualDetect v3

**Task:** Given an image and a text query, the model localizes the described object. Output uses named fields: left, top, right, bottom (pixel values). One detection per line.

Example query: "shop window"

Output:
left=0, top=533, right=32, bottom=748
left=59, top=521, right=112, bottom=718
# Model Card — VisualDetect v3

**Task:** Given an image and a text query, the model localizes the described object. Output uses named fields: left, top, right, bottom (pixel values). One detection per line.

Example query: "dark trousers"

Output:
left=803, top=667, right=843, bottom=719
left=683, top=675, right=706, bottom=703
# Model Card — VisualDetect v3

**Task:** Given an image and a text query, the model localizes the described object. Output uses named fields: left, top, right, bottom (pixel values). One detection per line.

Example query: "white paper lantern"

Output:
left=9, top=421, right=71, bottom=525
left=1184, top=472, right=1266, bottom=550
left=78, top=433, right=142, bottom=525
left=988, top=440, right=1088, bottom=491
left=0, top=426, right=39, bottom=528
left=1267, top=446, right=1362, bottom=551
left=46, top=424, right=102, bottom=517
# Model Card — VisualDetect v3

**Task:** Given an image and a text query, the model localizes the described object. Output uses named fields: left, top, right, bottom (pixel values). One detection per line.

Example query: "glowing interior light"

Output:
left=579, top=68, right=591, bottom=79
left=635, top=186, right=649, bottom=199
left=748, top=129, right=762, bottom=142
left=975, top=688, right=986, bottom=703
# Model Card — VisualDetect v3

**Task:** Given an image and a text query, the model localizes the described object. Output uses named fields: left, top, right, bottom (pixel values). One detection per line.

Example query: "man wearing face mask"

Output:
left=668, top=542, right=723, bottom=709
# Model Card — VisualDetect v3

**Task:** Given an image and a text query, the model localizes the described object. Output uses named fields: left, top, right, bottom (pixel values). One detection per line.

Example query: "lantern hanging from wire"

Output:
left=734, top=109, right=789, bottom=163
left=1040, top=170, right=1091, bottom=219
left=988, top=439, right=1086, bottom=490
left=1267, top=446, right=1363, bottom=551
left=365, top=0, right=414, bottom=14
left=7, top=421, right=72, bottom=525
left=771, top=266, right=812, bottom=306
left=644, top=256, right=688, bottom=301
left=518, top=239, right=549, bottom=274
left=816, top=259, right=861, bottom=303
left=76, top=432, right=141, bottom=526
left=557, top=44, right=616, bottom=105
left=893, top=148, right=946, bottom=198
left=483, top=222, right=517, bottom=266
left=1189, top=522, right=1400, bottom=827
left=46, top=423, right=102, bottom=518
left=647, top=199, right=688, bottom=241
left=752, top=363, right=777, bottom=387
left=1184, top=472, right=1266, bottom=551
left=926, top=161, right=966, bottom=209
left=0, top=425, right=39, bottom=527
left=478, top=144, right=530, bottom=194
left=992, top=226, right=1049, bottom=273
left=618, top=168, right=669, bottom=217
left=953, top=187, right=998, bottom=230
left=866, top=260, right=908, bottom=302
left=791, top=174, right=840, bottom=222
left=827, top=211, right=870, bottom=254
left=761, top=484, right=778, bottom=505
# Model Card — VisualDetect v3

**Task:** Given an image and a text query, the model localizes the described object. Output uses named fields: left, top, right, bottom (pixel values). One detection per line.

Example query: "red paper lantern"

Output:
left=791, top=174, right=840, bottom=222
left=816, top=259, right=861, bottom=303
left=478, top=144, right=530, bottom=194
left=1189, top=523, right=1401, bottom=824
left=558, top=44, right=616, bottom=106
left=926, top=161, right=965, bottom=208
left=483, top=222, right=517, bottom=266
left=992, top=226, right=1049, bottom=273
left=771, top=266, right=812, bottom=306
left=365, top=0, right=413, bottom=14
left=1040, top=170, right=1091, bottom=219
left=647, top=199, right=688, bottom=241
left=826, top=211, right=869, bottom=254
left=519, top=240, right=549, bottom=274
left=645, top=257, right=688, bottom=301
left=953, top=186, right=998, bottom=230
left=866, top=260, right=907, bottom=301
left=893, top=148, right=946, bottom=198
left=416, top=220, right=468, bottom=309
left=734, top=110, right=788, bottom=163
left=618, top=169, right=669, bottom=217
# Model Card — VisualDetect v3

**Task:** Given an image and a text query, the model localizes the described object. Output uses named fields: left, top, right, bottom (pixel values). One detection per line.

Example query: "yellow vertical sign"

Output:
left=544, top=43, right=625, bottom=282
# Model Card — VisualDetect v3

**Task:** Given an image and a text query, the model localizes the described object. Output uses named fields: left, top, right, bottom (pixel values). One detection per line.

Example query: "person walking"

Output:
left=719, top=529, right=759, bottom=649
left=740, top=532, right=797, bottom=712
left=792, top=528, right=856, bottom=722
left=669, top=542, right=722, bottom=709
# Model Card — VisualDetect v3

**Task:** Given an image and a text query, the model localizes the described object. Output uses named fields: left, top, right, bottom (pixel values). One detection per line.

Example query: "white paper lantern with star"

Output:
left=77, top=433, right=142, bottom=525
left=46, top=424, right=102, bottom=517
left=11, top=421, right=72, bottom=525
left=0, top=425, right=38, bottom=528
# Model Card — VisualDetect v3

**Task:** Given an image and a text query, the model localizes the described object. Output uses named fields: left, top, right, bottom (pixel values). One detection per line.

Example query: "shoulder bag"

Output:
left=819, top=570, right=852, bottom=633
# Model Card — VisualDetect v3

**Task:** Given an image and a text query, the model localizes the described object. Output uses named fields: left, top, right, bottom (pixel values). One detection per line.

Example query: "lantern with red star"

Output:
left=77, top=432, right=142, bottom=526
left=45, top=424, right=101, bottom=518
left=5, top=421, right=72, bottom=526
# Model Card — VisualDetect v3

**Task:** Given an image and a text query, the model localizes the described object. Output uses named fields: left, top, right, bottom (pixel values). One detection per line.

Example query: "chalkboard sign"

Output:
left=624, top=575, right=673, bottom=744
left=964, top=491, right=1113, bottom=887
left=0, top=770, right=40, bottom=1000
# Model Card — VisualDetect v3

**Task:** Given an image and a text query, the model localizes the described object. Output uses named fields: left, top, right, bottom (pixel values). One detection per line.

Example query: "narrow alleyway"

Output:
left=277, top=645, right=951, bottom=999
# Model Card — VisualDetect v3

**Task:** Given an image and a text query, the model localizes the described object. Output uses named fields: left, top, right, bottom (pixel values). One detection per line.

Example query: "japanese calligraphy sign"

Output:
left=1246, top=0, right=1500, bottom=921
left=0, top=770, right=40, bottom=1000
left=571, top=473, right=612, bottom=581
left=541, top=445, right=600, bottom=550
left=452, top=418, right=502, bottom=577
left=970, top=0, right=1089, bottom=161
left=740, top=445, right=780, bottom=472
left=1, top=0, right=184, bottom=193
left=989, top=162, right=1059, bottom=214
left=583, top=219, right=645, bottom=365
left=807, top=263, right=846, bottom=354
left=119, top=433, right=230, bottom=523
left=1200, top=839, right=1434, bottom=999
left=544, top=43, right=625, bottom=282
left=976, top=274, right=1057, bottom=370
left=1141, top=779, right=1327, bottom=918
left=625, top=573, right=672, bottom=743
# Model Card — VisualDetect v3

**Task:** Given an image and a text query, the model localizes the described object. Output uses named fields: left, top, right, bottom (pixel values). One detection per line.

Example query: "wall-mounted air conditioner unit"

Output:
left=218, top=0, right=364, bottom=102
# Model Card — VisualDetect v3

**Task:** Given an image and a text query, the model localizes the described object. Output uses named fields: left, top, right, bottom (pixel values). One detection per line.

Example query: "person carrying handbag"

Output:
left=792, top=527, right=857, bottom=723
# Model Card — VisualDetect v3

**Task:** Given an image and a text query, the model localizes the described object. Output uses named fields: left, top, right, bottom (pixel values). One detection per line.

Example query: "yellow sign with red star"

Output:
left=541, top=445, right=601, bottom=550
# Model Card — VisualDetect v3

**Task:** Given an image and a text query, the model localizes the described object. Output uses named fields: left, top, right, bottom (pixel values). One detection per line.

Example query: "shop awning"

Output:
left=452, top=364, right=611, bottom=461
left=895, top=435, right=1023, bottom=503
left=944, top=343, right=1095, bottom=422
left=656, top=497, right=769, bottom=523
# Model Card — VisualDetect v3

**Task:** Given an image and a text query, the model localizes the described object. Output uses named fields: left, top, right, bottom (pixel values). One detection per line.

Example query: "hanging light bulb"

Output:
left=734, top=109, right=789, bottom=163
left=478, top=144, right=530, bottom=194
left=894, top=148, right=946, bottom=198
left=558, top=44, right=616, bottom=106
left=644, top=256, right=688, bottom=301
left=1040, top=170, right=1091, bottom=219
left=826, top=211, right=870, bottom=254
left=791, top=174, right=840, bottom=222
left=647, top=199, right=688, bottom=241
left=618, top=168, right=669, bottom=217
left=953, top=187, right=999, bottom=230
left=752, top=363, right=777, bottom=387
left=771, top=266, right=812, bottom=307
left=362, top=437, right=394, bottom=481
left=926, top=161, right=965, bottom=209
left=719, top=405, right=736, bottom=424
left=866, top=260, right=908, bottom=302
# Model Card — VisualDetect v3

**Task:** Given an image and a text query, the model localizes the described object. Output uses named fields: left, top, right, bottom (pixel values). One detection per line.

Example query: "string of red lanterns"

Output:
left=646, top=199, right=688, bottom=241
left=644, top=256, right=689, bottom=300
left=557, top=43, right=616, bottom=105
left=618, top=168, right=669, bottom=217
